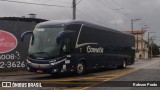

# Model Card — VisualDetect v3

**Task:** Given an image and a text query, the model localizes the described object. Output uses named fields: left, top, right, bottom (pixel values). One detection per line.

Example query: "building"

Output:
left=124, top=30, right=149, bottom=59
left=0, top=17, right=48, bottom=72
left=0, top=16, right=47, bottom=23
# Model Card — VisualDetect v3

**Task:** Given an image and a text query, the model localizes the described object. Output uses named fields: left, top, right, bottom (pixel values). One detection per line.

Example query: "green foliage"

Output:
left=150, top=43, right=160, bottom=56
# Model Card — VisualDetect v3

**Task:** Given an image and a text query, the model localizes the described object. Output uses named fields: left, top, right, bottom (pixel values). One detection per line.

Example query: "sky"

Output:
left=0, top=0, right=160, bottom=45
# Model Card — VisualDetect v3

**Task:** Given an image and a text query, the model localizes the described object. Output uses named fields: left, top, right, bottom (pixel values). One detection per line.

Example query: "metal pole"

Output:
left=141, top=28, right=143, bottom=55
left=131, top=19, right=133, bottom=34
left=131, top=18, right=141, bottom=34
left=73, top=0, right=76, bottom=20
left=148, top=32, right=150, bottom=58
left=148, top=32, right=155, bottom=58
left=151, top=39, right=153, bottom=58
left=136, top=31, right=138, bottom=53
left=148, top=32, right=151, bottom=58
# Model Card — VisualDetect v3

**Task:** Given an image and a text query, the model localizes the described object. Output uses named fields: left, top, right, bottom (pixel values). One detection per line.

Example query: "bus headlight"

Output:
left=50, top=62, right=55, bottom=66
left=49, top=60, right=57, bottom=66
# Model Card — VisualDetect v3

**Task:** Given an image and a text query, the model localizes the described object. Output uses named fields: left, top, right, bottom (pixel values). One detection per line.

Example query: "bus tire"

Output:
left=76, top=61, right=85, bottom=74
left=119, top=60, right=126, bottom=69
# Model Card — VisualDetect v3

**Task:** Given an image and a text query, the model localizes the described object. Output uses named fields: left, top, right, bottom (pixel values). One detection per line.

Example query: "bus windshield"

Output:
left=28, top=27, right=64, bottom=59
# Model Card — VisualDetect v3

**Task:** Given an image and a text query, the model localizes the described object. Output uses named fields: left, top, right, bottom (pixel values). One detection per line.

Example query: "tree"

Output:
left=151, top=43, right=159, bottom=56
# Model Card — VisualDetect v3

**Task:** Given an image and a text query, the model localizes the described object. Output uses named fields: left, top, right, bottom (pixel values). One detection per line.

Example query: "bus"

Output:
left=21, top=20, right=135, bottom=74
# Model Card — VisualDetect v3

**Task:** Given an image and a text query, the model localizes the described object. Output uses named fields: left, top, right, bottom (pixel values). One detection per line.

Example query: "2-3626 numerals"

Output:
left=0, top=61, right=25, bottom=68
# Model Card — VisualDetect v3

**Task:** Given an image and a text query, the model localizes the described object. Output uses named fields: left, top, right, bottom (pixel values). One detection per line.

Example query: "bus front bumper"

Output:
left=26, top=60, right=75, bottom=74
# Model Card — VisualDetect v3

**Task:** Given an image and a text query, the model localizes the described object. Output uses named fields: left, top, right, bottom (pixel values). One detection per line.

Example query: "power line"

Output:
left=91, top=1, right=116, bottom=19
left=77, top=9, right=98, bottom=20
left=98, top=0, right=148, bottom=29
left=96, top=0, right=129, bottom=29
left=78, top=3, right=99, bottom=17
left=0, top=0, right=69, bottom=7
left=45, top=0, right=71, bottom=4
left=78, top=2, right=108, bottom=21
left=77, top=0, right=126, bottom=29
left=98, top=0, right=122, bottom=17
left=99, top=0, right=128, bottom=21
left=34, top=0, right=71, bottom=4
left=111, top=0, right=148, bottom=26
left=111, top=0, right=136, bottom=17
left=64, top=7, right=72, bottom=19
left=100, top=0, right=128, bottom=17
left=76, top=0, right=82, bottom=5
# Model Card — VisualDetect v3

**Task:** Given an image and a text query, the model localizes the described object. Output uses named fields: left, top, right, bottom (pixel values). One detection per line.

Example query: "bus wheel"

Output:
left=76, top=61, right=85, bottom=74
left=119, top=60, right=126, bottom=69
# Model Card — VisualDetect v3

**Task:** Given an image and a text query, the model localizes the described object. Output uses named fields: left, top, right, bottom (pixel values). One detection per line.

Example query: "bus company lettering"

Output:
left=87, top=46, right=104, bottom=53
left=0, top=30, right=17, bottom=53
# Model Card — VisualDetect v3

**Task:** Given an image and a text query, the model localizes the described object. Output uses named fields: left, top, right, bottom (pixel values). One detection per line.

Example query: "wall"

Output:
left=0, top=20, right=37, bottom=72
left=135, top=33, right=148, bottom=59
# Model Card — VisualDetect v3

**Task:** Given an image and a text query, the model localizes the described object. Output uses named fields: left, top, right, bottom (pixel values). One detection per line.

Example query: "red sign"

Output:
left=0, top=30, right=17, bottom=53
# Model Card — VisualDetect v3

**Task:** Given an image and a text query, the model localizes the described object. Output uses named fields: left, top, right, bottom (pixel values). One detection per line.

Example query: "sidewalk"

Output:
left=0, top=71, right=36, bottom=76
left=135, top=58, right=153, bottom=62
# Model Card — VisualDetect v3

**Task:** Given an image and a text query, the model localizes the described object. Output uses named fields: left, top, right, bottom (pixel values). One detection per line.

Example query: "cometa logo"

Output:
left=87, top=46, right=104, bottom=53
left=0, top=30, right=18, bottom=53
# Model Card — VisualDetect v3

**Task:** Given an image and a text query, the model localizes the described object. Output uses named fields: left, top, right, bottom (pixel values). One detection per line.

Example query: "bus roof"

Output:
left=36, top=20, right=132, bottom=37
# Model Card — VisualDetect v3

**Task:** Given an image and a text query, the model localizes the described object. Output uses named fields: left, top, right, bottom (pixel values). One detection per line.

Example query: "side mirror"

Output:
left=21, top=31, right=33, bottom=42
left=56, top=30, right=74, bottom=44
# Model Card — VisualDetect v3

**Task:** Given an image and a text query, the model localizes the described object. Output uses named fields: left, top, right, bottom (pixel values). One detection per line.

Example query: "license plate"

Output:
left=37, top=70, right=43, bottom=73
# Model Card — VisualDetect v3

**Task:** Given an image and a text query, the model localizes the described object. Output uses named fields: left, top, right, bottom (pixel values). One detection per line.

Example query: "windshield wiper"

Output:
left=37, top=52, right=50, bottom=56
left=29, top=52, right=51, bottom=59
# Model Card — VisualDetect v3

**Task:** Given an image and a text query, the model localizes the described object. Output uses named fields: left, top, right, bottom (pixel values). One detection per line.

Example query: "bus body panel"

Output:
left=25, top=20, right=135, bottom=74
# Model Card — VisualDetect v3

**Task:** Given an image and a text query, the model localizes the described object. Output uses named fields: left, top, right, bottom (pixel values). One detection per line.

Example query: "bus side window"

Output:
left=62, top=38, right=71, bottom=53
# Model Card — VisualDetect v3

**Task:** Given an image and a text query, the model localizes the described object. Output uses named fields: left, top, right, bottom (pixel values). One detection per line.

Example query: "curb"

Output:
left=0, top=71, right=36, bottom=76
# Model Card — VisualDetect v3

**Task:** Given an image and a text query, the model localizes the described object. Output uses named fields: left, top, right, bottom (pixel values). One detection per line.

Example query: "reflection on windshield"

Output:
left=29, top=27, right=64, bottom=59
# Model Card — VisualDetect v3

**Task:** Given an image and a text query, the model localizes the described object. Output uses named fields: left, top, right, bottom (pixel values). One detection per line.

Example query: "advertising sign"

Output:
left=0, top=20, right=37, bottom=72
left=0, top=30, right=17, bottom=53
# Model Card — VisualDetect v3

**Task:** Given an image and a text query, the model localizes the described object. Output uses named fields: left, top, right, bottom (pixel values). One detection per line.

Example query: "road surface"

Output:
left=0, top=57, right=160, bottom=90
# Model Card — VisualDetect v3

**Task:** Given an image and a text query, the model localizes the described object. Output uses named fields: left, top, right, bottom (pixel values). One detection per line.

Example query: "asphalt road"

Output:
left=0, top=57, right=160, bottom=90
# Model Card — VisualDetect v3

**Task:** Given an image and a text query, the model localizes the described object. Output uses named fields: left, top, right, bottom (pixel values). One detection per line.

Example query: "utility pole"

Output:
left=150, top=37, right=155, bottom=58
left=131, top=19, right=133, bottom=34
left=130, top=18, right=141, bottom=54
left=131, top=18, right=141, bottom=34
left=151, top=41, right=153, bottom=58
left=148, top=32, right=155, bottom=58
left=136, top=31, right=138, bottom=52
left=72, top=0, right=76, bottom=20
